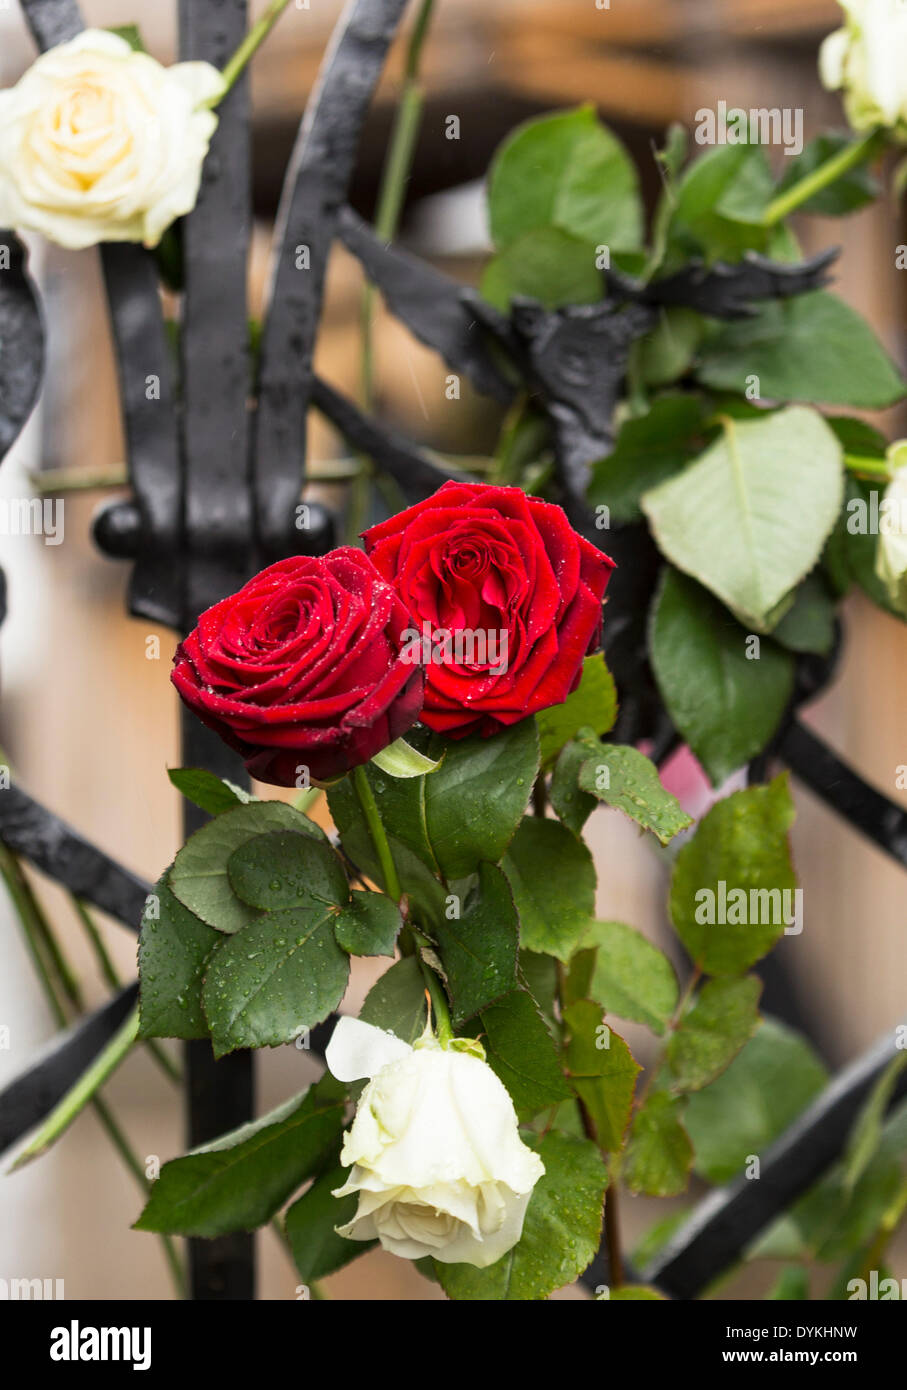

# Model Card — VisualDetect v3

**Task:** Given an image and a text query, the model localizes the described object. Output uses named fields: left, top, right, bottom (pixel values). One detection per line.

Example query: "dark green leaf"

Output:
left=169, top=801, right=324, bottom=934
left=167, top=767, right=251, bottom=816
left=564, top=1000, right=640, bottom=1149
left=536, top=653, right=617, bottom=765
left=134, top=1079, right=345, bottom=1236
left=481, top=229, right=604, bottom=313
left=333, top=890, right=401, bottom=958
left=633, top=310, right=706, bottom=389
left=584, top=919, right=679, bottom=1035
left=771, top=572, right=837, bottom=656
left=227, top=829, right=348, bottom=911
left=695, top=293, right=907, bottom=410
left=137, top=873, right=220, bottom=1041
left=478, top=989, right=571, bottom=1120
left=434, top=1133, right=607, bottom=1300
left=666, top=975, right=762, bottom=1092
left=588, top=393, right=705, bottom=523
left=433, top=862, right=519, bottom=1025
left=202, top=905, right=350, bottom=1056
left=577, top=742, right=693, bottom=845
left=767, top=1266, right=810, bottom=1300
left=624, top=1091, right=693, bottom=1196
left=503, top=816, right=596, bottom=960
left=549, top=733, right=600, bottom=835
left=285, top=1155, right=376, bottom=1282
left=685, top=1018, right=827, bottom=1184
left=669, top=774, right=798, bottom=976
left=359, top=956, right=427, bottom=1044
left=650, top=568, right=795, bottom=786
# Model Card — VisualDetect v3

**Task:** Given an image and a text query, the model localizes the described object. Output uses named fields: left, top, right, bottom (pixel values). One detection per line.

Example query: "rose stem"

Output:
left=350, top=764, right=403, bottom=902
left=0, top=844, right=186, bottom=1297
left=212, top=0, right=295, bottom=103
left=761, top=128, right=884, bottom=226
left=349, top=0, right=438, bottom=542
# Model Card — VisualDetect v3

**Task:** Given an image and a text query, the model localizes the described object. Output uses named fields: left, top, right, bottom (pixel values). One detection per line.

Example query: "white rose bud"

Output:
left=0, top=30, right=225, bottom=250
left=819, top=0, right=907, bottom=138
left=325, top=1015, right=545, bottom=1268
left=876, top=441, right=907, bottom=615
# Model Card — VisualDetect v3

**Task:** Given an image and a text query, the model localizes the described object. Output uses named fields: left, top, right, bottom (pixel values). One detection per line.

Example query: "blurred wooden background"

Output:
left=0, top=0, right=904, bottom=1300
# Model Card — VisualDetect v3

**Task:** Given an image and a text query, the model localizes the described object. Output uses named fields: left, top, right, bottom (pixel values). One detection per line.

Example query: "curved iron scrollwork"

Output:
left=0, top=0, right=905, bottom=1303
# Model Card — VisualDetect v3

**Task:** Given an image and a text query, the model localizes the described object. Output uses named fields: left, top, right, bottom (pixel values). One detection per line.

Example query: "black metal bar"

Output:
left=253, top=0, right=411, bottom=558
left=0, top=984, right=138, bottom=1156
left=0, top=230, right=44, bottom=460
left=0, top=783, right=150, bottom=927
left=780, top=718, right=907, bottom=871
left=18, top=0, right=80, bottom=48
left=641, top=1024, right=907, bottom=1299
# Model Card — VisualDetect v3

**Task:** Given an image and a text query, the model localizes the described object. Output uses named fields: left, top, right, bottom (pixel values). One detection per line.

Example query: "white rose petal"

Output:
left=875, top=448, right=907, bottom=615
left=820, top=0, right=907, bottom=138
left=327, top=1017, right=545, bottom=1269
left=0, top=29, right=223, bottom=249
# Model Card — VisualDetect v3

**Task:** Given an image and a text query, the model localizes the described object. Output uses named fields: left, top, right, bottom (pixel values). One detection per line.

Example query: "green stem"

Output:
left=845, top=453, right=892, bottom=482
left=761, top=129, right=884, bottom=226
left=350, top=764, right=403, bottom=902
left=0, top=843, right=67, bottom=1028
left=12, top=1006, right=140, bottom=1167
left=349, top=0, right=437, bottom=543
left=213, top=0, right=294, bottom=102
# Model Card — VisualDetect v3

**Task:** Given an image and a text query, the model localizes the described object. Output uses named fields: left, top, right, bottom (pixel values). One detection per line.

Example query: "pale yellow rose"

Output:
left=820, top=0, right=907, bottom=139
left=326, top=1016, right=545, bottom=1268
left=0, top=30, right=224, bottom=249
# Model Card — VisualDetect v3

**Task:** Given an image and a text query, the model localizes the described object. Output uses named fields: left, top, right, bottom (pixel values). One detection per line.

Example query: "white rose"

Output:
left=820, top=0, right=907, bottom=137
left=875, top=442, right=907, bottom=614
left=0, top=30, right=224, bottom=250
left=325, top=1015, right=545, bottom=1268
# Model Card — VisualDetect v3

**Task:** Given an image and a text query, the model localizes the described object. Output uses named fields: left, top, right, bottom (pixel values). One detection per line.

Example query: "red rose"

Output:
left=362, top=481, right=614, bottom=737
left=171, top=549, right=424, bottom=785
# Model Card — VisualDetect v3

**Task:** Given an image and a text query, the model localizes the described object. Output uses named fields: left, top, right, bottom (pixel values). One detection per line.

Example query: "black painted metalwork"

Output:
left=0, top=0, right=905, bottom=1304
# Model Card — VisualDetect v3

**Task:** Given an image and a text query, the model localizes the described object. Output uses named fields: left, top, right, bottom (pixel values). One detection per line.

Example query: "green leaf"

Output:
left=481, top=228, right=604, bottom=313
left=201, top=905, right=350, bottom=1056
left=767, top=1266, right=810, bottom=1300
left=564, top=1001, right=640, bottom=1149
left=633, top=310, right=706, bottom=389
left=329, top=720, right=539, bottom=889
left=549, top=733, right=600, bottom=835
left=107, top=23, right=146, bottom=51
left=134, top=1079, right=346, bottom=1237
left=488, top=106, right=643, bottom=253
left=663, top=143, right=772, bottom=269
left=433, top=862, right=519, bottom=1025
left=434, top=1133, right=607, bottom=1300
left=227, top=829, right=348, bottom=912
left=642, top=406, right=844, bottom=632
left=650, top=568, right=795, bottom=786
left=624, top=1091, right=694, bottom=1197
left=333, top=890, right=401, bottom=958
left=285, top=1156, right=376, bottom=1282
left=607, top=1285, right=666, bottom=1301
left=477, top=989, right=571, bottom=1120
left=669, top=774, right=798, bottom=976
left=167, top=767, right=251, bottom=816
left=169, top=801, right=324, bottom=934
left=774, top=133, right=878, bottom=216
left=588, top=394, right=705, bottom=523
left=826, top=477, right=907, bottom=620
left=138, top=874, right=221, bottom=1040
left=359, top=956, right=427, bottom=1044
left=770, top=572, right=837, bottom=656
left=518, top=949, right=559, bottom=1028
left=502, top=816, right=596, bottom=961
left=666, top=975, right=762, bottom=1092
left=695, top=293, right=907, bottom=410
left=577, top=742, right=693, bottom=845
left=843, top=1053, right=907, bottom=1193
left=370, top=737, right=443, bottom=778
left=536, top=653, right=617, bottom=765
left=684, top=1018, right=827, bottom=1184
left=583, top=919, right=679, bottom=1035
